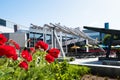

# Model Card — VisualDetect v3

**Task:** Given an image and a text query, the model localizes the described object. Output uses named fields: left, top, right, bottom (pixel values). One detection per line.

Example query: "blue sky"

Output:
left=1, top=0, right=120, bottom=30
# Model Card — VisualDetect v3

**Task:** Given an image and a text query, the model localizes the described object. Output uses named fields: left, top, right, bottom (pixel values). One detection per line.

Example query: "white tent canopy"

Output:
left=44, top=23, right=98, bottom=45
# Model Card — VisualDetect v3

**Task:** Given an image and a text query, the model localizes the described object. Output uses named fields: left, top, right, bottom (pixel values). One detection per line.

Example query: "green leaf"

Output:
left=0, top=70, right=4, bottom=77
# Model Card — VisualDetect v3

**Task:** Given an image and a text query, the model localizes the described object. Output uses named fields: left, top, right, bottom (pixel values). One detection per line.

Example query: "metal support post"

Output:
left=54, top=30, right=66, bottom=58
left=86, top=39, right=89, bottom=52
left=43, top=27, right=46, bottom=42
left=65, top=34, right=68, bottom=54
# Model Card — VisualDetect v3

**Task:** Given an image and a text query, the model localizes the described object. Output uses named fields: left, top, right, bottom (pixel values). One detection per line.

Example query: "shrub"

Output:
left=0, top=34, right=90, bottom=80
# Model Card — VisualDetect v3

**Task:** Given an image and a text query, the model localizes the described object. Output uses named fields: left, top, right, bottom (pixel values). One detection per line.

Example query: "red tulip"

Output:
left=19, top=61, right=28, bottom=70
left=30, top=47, right=36, bottom=54
left=0, top=45, right=18, bottom=60
left=35, top=40, right=48, bottom=51
left=27, top=54, right=32, bottom=62
left=45, top=54, right=54, bottom=63
left=21, top=50, right=32, bottom=62
left=9, top=39, right=20, bottom=50
left=48, top=48, right=60, bottom=58
left=0, top=34, right=7, bottom=45
left=11, top=54, right=18, bottom=60
left=0, top=45, right=5, bottom=56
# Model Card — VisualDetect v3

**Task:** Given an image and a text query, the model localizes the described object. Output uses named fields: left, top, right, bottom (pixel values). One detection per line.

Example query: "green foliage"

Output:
left=56, top=57, right=75, bottom=62
left=50, top=60, right=90, bottom=80
left=102, top=34, right=111, bottom=45
left=103, top=34, right=119, bottom=45
left=0, top=51, right=90, bottom=80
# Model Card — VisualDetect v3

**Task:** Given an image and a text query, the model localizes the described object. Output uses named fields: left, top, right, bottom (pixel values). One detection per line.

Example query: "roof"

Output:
left=84, top=26, right=120, bottom=35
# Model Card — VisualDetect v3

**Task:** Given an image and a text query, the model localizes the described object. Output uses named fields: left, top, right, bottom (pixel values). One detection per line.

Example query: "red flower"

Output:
left=35, top=40, right=48, bottom=51
left=9, top=39, right=20, bottom=50
left=45, top=54, right=54, bottom=63
left=0, top=34, right=7, bottom=45
left=27, top=54, right=32, bottom=62
left=0, top=45, right=5, bottom=56
left=14, top=42, right=20, bottom=50
left=30, top=47, right=36, bottom=54
left=21, top=50, right=32, bottom=62
left=19, top=61, right=28, bottom=70
left=0, top=45, right=18, bottom=60
left=21, top=50, right=28, bottom=58
left=43, top=43, right=48, bottom=51
left=11, top=54, right=18, bottom=60
left=48, top=48, right=60, bottom=58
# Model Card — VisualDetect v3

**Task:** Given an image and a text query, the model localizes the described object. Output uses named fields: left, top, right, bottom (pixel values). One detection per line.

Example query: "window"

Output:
left=29, top=32, right=43, bottom=47
left=46, top=34, right=51, bottom=44
left=0, top=18, right=6, bottom=26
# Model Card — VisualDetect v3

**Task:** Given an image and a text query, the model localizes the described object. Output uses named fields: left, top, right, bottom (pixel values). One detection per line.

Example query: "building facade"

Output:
left=0, top=18, right=99, bottom=57
left=83, top=23, right=109, bottom=43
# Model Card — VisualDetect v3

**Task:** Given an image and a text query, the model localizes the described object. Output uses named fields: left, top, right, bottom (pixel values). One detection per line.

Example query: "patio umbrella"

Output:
left=71, top=45, right=80, bottom=53
left=71, top=45, right=80, bottom=49
left=86, top=44, right=93, bottom=47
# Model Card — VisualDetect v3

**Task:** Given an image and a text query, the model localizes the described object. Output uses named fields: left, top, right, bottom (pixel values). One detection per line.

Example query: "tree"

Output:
left=102, top=34, right=118, bottom=45
left=102, top=34, right=111, bottom=45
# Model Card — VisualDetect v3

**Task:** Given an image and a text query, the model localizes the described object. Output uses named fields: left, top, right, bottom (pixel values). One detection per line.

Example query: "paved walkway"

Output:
left=69, top=57, right=120, bottom=68
left=69, top=57, right=102, bottom=65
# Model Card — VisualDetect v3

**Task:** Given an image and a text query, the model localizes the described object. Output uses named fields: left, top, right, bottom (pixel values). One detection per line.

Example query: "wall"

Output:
left=9, top=33, right=27, bottom=47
